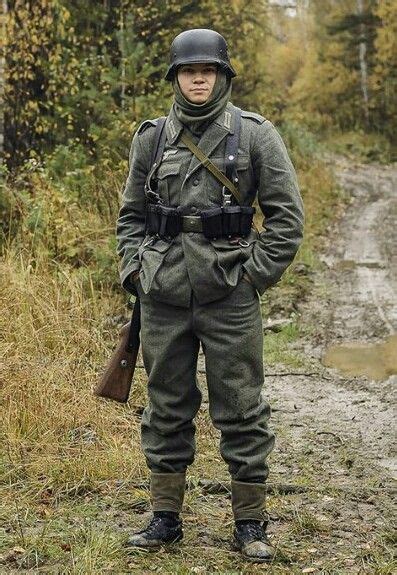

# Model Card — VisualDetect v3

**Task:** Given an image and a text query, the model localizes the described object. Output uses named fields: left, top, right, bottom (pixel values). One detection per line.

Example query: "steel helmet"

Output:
left=165, top=29, right=236, bottom=81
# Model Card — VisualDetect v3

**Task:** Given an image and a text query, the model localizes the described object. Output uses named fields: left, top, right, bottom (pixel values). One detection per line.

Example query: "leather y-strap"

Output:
left=180, top=132, right=244, bottom=206
left=225, top=106, right=242, bottom=184
left=145, top=117, right=167, bottom=193
left=150, top=117, right=167, bottom=167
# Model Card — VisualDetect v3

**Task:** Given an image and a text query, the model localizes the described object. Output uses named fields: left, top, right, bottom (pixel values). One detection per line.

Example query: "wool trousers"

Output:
left=136, top=277, right=275, bottom=485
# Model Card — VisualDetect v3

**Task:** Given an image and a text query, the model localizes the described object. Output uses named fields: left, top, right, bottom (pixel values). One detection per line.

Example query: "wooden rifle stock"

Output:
left=94, top=298, right=141, bottom=403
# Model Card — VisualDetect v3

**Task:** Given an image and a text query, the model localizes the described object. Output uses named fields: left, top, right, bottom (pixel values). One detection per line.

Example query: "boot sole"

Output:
left=125, top=532, right=183, bottom=552
left=232, top=538, right=274, bottom=563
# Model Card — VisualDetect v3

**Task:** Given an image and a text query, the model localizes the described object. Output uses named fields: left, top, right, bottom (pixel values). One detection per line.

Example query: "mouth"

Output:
left=191, top=89, right=207, bottom=93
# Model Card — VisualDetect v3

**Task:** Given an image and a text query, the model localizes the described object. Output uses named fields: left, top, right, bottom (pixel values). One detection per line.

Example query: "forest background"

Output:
left=0, top=0, right=396, bottom=573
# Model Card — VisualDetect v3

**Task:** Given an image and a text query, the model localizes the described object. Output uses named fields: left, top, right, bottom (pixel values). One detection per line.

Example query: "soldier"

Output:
left=116, top=29, right=304, bottom=562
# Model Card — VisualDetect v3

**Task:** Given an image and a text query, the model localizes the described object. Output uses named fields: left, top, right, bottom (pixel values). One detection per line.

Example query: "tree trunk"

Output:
left=119, top=2, right=125, bottom=112
left=356, top=0, right=370, bottom=124
left=0, top=0, right=7, bottom=165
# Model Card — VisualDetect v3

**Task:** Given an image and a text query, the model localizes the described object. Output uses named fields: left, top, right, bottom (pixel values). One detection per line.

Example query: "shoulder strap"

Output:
left=225, top=107, right=242, bottom=184
left=145, top=117, right=167, bottom=195
left=180, top=132, right=244, bottom=205
left=150, top=116, right=167, bottom=168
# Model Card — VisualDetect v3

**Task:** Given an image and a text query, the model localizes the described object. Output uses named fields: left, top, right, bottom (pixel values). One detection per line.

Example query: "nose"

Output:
left=192, top=72, right=205, bottom=83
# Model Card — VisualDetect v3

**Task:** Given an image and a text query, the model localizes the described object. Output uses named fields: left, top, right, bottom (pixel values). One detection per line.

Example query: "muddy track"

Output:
left=267, top=158, right=397, bottom=473
left=196, top=158, right=397, bottom=488
left=321, top=158, right=397, bottom=338
left=293, top=158, right=396, bottom=473
left=258, top=158, right=396, bottom=571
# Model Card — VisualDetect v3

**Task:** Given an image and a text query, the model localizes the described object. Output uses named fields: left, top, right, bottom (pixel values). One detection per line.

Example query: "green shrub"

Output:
left=325, top=130, right=395, bottom=163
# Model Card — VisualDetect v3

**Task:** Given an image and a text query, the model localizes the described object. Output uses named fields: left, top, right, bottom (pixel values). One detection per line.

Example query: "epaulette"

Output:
left=241, top=110, right=266, bottom=124
left=136, top=118, right=158, bottom=135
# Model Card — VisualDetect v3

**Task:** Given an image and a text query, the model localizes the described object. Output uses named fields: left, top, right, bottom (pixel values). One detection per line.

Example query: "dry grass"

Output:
left=0, top=249, right=145, bottom=500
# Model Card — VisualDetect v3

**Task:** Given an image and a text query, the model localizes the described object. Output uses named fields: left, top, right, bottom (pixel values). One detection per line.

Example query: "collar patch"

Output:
left=168, top=119, right=177, bottom=139
left=224, top=111, right=232, bottom=130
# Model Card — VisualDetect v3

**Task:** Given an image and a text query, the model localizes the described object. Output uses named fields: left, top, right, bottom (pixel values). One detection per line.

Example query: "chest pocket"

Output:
left=156, top=162, right=181, bottom=205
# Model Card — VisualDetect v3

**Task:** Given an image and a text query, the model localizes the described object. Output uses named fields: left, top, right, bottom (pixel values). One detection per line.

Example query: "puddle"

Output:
left=322, top=335, right=397, bottom=381
left=334, top=260, right=357, bottom=270
left=335, top=259, right=385, bottom=270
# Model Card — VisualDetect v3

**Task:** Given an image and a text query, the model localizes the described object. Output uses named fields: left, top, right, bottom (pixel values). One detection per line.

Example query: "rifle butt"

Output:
left=94, top=323, right=138, bottom=403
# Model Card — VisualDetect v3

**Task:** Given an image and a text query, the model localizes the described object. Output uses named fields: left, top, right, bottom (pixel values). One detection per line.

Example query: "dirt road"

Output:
left=279, top=158, right=397, bottom=473
left=263, top=158, right=396, bottom=572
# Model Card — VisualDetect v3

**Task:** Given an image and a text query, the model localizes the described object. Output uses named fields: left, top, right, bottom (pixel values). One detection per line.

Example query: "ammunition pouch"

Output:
left=145, top=204, right=182, bottom=238
left=200, top=205, right=255, bottom=239
left=143, top=107, right=256, bottom=241
left=145, top=203, right=255, bottom=240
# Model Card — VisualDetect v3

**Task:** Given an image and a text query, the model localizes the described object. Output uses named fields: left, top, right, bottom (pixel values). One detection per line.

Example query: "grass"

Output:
left=264, top=323, right=306, bottom=369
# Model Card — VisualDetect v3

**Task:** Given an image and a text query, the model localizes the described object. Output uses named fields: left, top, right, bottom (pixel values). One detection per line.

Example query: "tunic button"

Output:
left=191, top=206, right=197, bottom=213
left=193, top=179, right=200, bottom=186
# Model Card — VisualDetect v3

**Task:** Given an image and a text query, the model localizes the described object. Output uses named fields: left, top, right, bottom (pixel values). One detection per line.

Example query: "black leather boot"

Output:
left=125, top=511, right=183, bottom=549
left=233, top=520, right=275, bottom=562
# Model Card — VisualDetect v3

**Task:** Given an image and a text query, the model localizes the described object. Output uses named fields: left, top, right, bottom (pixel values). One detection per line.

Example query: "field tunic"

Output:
left=116, top=101, right=304, bottom=308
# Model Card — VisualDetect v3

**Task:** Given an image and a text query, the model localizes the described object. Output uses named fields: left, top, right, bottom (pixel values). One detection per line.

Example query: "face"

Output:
left=176, top=62, right=217, bottom=104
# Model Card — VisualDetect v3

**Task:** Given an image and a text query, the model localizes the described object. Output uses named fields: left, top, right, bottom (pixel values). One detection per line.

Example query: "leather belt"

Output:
left=181, top=215, right=203, bottom=233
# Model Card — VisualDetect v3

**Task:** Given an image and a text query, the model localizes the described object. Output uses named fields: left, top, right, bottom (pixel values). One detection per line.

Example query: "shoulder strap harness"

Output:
left=145, top=108, right=243, bottom=205
left=181, top=107, right=242, bottom=205
left=144, top=117, right=167, bottom=202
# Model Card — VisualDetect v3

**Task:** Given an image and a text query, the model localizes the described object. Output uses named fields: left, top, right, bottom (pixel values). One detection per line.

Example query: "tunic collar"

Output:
left=165, top=101, right=236, bottom=145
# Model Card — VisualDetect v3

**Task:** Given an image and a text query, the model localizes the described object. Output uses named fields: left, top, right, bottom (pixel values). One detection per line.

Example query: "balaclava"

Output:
left=170, top=68, right=232, bottom=137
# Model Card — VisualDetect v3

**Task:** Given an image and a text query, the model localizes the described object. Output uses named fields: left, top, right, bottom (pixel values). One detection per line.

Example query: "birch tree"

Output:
left=356, top=0, right=369, bottom=123
left=0, top=0, right=7, bottom=166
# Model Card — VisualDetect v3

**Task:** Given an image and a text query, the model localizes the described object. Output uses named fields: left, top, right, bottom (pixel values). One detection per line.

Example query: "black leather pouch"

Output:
left=200, top=207, right=223, bottom=239
left=222, top=205, right=241, bottom=237
left=145, top=204, right=161, bottom=235
left=164, top=206, right=182, bottom=238
left=240, top=206, right=255, bottom=236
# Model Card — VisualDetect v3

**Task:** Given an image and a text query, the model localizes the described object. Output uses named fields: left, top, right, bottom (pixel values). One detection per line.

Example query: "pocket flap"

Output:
left=210, top=228, right=258, bottom=250
left=139, top=236, right=174, bottom=255
left=157, top=162, right=180, bottom=179
left=236, top=156, right=250, bottom=171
